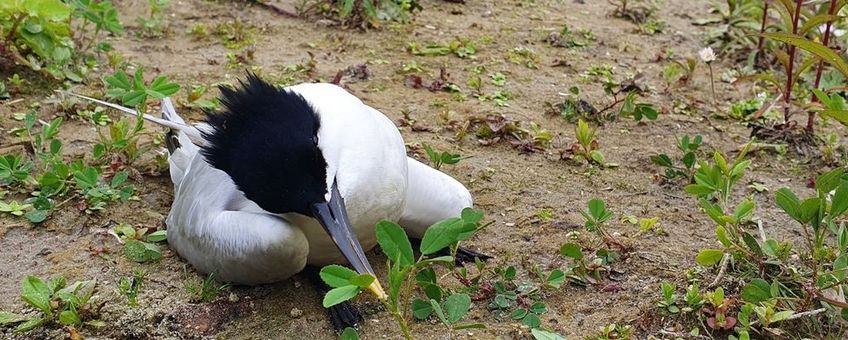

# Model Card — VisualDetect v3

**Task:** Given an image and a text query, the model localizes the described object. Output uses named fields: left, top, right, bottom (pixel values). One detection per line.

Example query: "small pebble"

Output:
left=290, top=308, right=303, bottom=318
left=228, top=293, right=239, bottom=302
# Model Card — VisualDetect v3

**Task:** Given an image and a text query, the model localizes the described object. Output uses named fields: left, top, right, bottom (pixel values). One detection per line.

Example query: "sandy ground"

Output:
left=0, top=0, right=842, bottom=339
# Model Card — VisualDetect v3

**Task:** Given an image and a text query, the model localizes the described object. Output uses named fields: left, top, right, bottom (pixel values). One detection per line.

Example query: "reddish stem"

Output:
left=783, top=0, right=804, bottom=123
left=807, top=0, right=839, bottom=132
left=756, top=1, right=770, bottom=56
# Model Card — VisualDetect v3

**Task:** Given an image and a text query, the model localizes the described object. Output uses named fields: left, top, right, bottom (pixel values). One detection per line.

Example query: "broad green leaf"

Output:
left=14, top=317, right=46, bottom=333
left=741, top=279, right=771, bottom=303
left=412, top=299, right=433, bottom=320
left=742, top=232, right=762, bottom=256
left=559, top=243, right=583, bottom=260
left=522, top=313, right=541, bottom=328
left=348, top=274, right=375, bottom=289
left=340, top=327, right=360, bottom=340
left=511, top=308, right=528, bottom=319
left=833, top=182, right=848, bottom=218
left=105, top=71, right=131, bottom=91
left=375, top=221, right=414, bottom=267
left=716, top=226, right=731, bottom=247
left=111, top=171, right=129, bottom=188
left=684, top=184, right=714, bottom=196
left=799, top=198, right=823, bottom=225
left=817, top=169, right=845, bottom=194
left=322, top=285, right=361, bottom=308
left=651, top=154, right=673, bottom=167
left=320, top=265, right=357, bottom=288
left=696, top=249, right=724, bottom=266
left=460, top=207, right=484, bottom=224
left=21, top=276, right=51, bottom=314
left=531, top=328, right=566, bottom=340
left=58, top=310, right=80, bottom=325
left=775, top=188, right=801, bottom=222
left=762, top=32, right=848, bottom=78
left=822, top=109, right=848, bottom=126
left=25, top=0, right=71, bottom=21
left=733, top=199, right=755, bottom=222
left=444, top=293, right=471, bottom=324
left=420, top=217, right=469, bottom=255
left=0, top=312, right=25, bottom=325
left=147, top=230, right=167, bottom=243
left=149, top=76, right=180, bottom=96
left=546, top=269, right=565, bottom=288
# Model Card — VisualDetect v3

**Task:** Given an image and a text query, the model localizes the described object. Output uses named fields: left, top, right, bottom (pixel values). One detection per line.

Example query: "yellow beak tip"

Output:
left=367, top=280, right=388, bottom=300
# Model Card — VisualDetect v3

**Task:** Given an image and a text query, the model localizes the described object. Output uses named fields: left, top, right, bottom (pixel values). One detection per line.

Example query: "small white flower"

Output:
left=698, top=47, right=716, bottom=63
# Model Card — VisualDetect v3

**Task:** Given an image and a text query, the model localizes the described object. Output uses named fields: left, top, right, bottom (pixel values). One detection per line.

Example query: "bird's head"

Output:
left=200, top=74, right=386, bottom=299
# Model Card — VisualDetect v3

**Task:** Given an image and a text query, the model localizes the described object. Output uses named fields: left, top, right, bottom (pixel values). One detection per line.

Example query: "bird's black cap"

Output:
left=201, top=74, right=328, bottom=216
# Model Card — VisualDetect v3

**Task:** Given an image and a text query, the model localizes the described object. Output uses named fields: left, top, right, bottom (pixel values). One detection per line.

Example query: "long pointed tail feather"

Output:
left=64, top=92, right=206, bottom=146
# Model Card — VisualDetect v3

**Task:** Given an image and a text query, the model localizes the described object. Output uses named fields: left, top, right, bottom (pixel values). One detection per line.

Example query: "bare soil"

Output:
left=0, top=0, right=842, bottom=339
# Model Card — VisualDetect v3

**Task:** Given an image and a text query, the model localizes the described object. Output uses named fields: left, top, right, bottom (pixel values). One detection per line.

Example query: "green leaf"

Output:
left=817, top=169, right=844, bottom=194
left=0, top=312, right=26, bottom=325
left=771, top=310, right=795, bottom=323
left=651, top=154, right=673, bottom=167
left=460, top=207, right=484, bottom=224
left=741, top=279, right=771, bottom=303
left=799, top=198, right=823, bottom=225
left=799, top=14, right=844, bottom=35
left=444, top=293, right=471, bottom=324
left=733, top=199, right=755, bottom=223
left=320, top=265, right=358, bottom=288
left=822, top=109, right=848, bottom=126
left=348, top=274, right=375, bottom=288
left=531, top=328, right=566, bottom=340
left=511, top=308, right=528, bottom=319
left=684, top=184, right=714, bottom=196
left=21, top=276, right=51, bottom=314
left=775, top=188, right=802, bottom=222
left=696, top=249, right=724, bottom=266
left=412, top=299, right=433, bottom=320
left=58, top=310, right=80, bottom=325
left=559, top=243, right=583, bottom=260
left=742, top=232, right=763, bottom=257
left=339, top=327, right=359, bottom=340
left=522, top=313, right=541, bottom=328
left=322, top=285, right=361, bottom=308
left=147, top=230, right=167, bottom=243
left=430, top=298, right=449, bottom=325
left=25, top=0, right=71, bottom=21
left=123, top=240, right=160, bottom=263
left=420, top=217, right=473, bottom=255
left=14, top=317, right=46, bottom=333
left=832, top=182, right=848, bottom=217
left=546, top=269, right=565, bottom=288
left=148, top=76, right=180, bottom=97
left=375, top=221, right=414, bottom=267
left=762, top=32, right=848, bottom=78
left=111, top=171, right=129, bottom=188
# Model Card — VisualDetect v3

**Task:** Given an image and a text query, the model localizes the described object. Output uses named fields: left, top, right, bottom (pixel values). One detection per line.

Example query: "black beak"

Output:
left=311, top=181, right=387, bottom=299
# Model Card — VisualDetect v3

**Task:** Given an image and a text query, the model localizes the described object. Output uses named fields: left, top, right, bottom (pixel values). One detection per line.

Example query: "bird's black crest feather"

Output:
left=201, top=73, right=328, bottom=215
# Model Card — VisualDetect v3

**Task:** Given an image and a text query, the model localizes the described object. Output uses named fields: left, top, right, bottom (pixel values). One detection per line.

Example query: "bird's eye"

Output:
left=311, top=135, right=319, bottom=145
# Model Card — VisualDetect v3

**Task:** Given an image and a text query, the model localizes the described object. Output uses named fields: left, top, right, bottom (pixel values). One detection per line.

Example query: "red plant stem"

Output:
left=782, top=0, right=804, bottom=123
left=807, top=0, right=839, bottom=132
left=756, top=1, right=770, bottom=56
